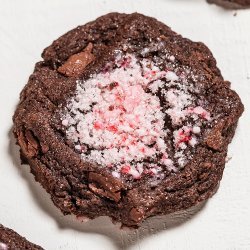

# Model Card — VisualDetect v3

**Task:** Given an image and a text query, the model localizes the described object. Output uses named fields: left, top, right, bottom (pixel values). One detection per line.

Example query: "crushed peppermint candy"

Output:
left=0, top=243, right=8, bottom=250
left=61, top=50, right=211, bottom=181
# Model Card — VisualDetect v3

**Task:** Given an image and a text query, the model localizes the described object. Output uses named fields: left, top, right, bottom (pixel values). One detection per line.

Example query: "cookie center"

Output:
left=88, top=82, right=166, bottom=162
left=62, top=52, right=210, bottom=181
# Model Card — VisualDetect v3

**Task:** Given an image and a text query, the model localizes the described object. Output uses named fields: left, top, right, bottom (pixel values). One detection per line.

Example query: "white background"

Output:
left=0, top=0, right=249, bottom=249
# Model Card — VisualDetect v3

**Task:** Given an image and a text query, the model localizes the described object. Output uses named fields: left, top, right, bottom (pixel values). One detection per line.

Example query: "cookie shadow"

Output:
left=8, top=127, right=207, bottom=250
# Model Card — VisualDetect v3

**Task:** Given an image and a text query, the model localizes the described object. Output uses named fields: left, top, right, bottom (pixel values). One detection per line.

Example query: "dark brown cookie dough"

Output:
left=207, top=0, right=250, bottom=9
left=13, top=13, right=244, bottom=228
left=0, top=224, right=43, bottom=250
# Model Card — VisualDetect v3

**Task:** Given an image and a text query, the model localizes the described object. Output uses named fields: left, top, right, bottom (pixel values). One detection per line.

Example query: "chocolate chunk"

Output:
left=205, top=120, right=230, bottom=151
left=129, top=208, right=144, bottom=223
left=89, top=172, right=123, bottom=202
left=58, top=43, right=95, bottom=77
left=16, top=130, right=39, bottom=158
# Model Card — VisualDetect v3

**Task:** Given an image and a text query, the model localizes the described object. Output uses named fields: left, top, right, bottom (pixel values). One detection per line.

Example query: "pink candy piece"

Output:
left=123, top=85, right=144, bottom=112
left=192, top=106, right=211, bottom=120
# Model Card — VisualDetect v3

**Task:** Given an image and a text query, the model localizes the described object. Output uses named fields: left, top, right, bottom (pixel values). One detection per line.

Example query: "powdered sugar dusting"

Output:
left=62, top=50, right=211, bottom=181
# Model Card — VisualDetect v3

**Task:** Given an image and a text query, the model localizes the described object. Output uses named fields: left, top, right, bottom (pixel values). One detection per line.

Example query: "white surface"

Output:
left=0, top=0, right=250, bottom=249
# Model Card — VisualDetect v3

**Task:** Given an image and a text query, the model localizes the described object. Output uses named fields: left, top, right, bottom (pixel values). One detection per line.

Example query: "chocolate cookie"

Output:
left=207, top=0, right=250, bottom=9
left=0, top=224, right=43, bottom=250
left=13, top=13, right=244, bottom=228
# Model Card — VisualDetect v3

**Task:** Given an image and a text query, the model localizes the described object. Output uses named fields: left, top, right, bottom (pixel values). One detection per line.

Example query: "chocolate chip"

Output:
left=17, top=130, right=39, bottom=158
left=88, top=172, right=123, bottom=202
left=205, top=121, right=226, bottom=150
left=129, top=208, right=144, bottom=223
